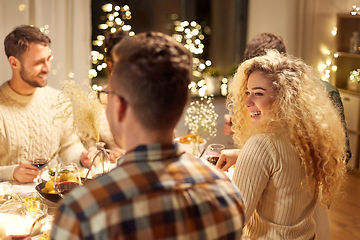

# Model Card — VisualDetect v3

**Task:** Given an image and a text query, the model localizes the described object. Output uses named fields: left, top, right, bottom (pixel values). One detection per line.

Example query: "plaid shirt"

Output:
left=51, top=143, right=244, bottom=240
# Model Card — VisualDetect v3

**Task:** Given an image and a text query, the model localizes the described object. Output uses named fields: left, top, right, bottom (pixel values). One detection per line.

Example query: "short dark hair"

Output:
left=111, top=32, right=192, bottom=131
left=104, top=30, right=129, bottom=63
left=243, top=33, right=286, bottom=61
left=4, top=25, right=51, bottom=60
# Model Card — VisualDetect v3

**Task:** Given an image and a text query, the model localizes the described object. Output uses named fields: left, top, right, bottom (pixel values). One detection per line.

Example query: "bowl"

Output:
left=35, top=182, right=62, bottom=203
left=174, top=137, right=207, bottom=156
left=17, top=192, right=43, bottom=213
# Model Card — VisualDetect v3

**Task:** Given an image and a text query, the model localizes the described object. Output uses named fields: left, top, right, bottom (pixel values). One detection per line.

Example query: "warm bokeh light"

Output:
left=91, top=3, right=134, bottom=78
left=332, top=27, right=337, bottom=36
left=18, top=4, right=25, bottom=11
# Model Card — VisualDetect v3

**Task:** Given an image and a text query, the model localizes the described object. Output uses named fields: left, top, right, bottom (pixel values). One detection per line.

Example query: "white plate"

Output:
left=42, top=164, right=117, bottom=181
left=41, top=168, right=91, bottom=181
left=41, top=171, right=51, bottom=182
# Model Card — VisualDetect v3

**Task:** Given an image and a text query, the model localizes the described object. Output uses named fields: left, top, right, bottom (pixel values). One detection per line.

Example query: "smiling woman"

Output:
left=226, top=50, right=347, bottom=239
left=244, top=71, right=276, bottom=127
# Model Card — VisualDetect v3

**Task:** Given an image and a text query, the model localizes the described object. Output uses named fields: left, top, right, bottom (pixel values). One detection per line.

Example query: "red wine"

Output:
left=55, top=182, right=80, bottom=196
left=29, top=158, right=49, bottom=170
left=206, top=156, right=219, bottom=165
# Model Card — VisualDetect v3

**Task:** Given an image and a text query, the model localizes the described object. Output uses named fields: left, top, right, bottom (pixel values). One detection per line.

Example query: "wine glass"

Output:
left=54, top=163, right=82, bottom=198
left=205, top=144, right=225, bottom=166
left=28, top=140, right=50, bottom=183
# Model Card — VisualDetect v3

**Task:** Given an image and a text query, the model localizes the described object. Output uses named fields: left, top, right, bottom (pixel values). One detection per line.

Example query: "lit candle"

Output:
left=4, top=214, right=32, bottom=236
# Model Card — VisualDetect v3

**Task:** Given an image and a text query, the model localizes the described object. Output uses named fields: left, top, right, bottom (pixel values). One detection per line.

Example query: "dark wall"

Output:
left=91, top=0, right=248, bottom=76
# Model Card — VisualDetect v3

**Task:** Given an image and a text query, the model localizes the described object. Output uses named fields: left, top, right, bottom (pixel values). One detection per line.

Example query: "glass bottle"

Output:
left=90, top=142, right=110, bottom=178
left=350, top=31, right=360, bottom=54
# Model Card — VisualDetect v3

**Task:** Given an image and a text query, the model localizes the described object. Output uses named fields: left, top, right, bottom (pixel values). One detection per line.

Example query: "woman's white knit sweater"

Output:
left=0, top=81, right=85, bottom=181
left=232, top=133, right=316, bottom=240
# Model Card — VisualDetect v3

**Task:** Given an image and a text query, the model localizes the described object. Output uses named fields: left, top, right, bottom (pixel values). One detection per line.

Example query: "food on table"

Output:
left=41, top=180, right=56, bottom=194
left=48, top=168, right=55, bottom=177
left=0, top=199, right=23, bottom=214
left=54, top=168, right=81, bottom=197
left=20, top=194, right=42, bottom=212
left=206, top=156, right=220, bottom=165
left=57, top=169, right=80, bottom=182
left=38, top=230, right=51, bottom=240
left=177, top=134, right=204, bottom=144
left=79, top=169, right=88, bottom=179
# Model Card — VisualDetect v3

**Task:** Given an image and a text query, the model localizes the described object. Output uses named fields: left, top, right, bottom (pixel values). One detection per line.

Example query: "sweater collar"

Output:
left=1, top=81, right=39, bottom=104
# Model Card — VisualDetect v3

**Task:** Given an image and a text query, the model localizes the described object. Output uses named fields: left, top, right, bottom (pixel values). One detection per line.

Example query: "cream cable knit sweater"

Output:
left=0, top=81, right=85, bottom=181
left=232, top=133, right=316, bottom=240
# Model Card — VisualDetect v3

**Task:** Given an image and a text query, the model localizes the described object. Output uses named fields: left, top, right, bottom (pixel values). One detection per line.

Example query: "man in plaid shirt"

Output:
left=51, top=32, right=244, bottom=240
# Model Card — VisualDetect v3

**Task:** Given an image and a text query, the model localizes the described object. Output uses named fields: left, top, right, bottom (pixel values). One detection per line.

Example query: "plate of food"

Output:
left=42, top=167, right=91, bottom=182
left=174, top=134, right=207, bottom=155
left=35, top=181, right=61, bottom=203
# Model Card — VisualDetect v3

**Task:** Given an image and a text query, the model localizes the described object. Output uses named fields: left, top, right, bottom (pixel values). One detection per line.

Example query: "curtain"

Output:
left=0, top=0, right=92, bottom=90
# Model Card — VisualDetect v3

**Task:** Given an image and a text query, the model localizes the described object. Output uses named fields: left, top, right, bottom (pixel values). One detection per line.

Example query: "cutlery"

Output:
left=29, top=213, right=47, bottom=237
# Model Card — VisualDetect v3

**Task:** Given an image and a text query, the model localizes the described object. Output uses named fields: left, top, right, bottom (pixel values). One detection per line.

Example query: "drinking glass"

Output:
left=54, top=163, right=82, bottom=198
left=28, top=140, right=50, bottom=183
left=205, top=144, right=225, bottom=166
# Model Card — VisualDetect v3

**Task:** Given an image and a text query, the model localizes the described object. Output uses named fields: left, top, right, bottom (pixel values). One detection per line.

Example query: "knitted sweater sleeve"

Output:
left=0, top=165, right=17, bottom=181
left=231, top=134, right=277, bottom=223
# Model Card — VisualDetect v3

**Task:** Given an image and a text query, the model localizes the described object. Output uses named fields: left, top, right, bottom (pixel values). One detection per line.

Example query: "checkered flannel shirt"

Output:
left=51, top=143, right=244, bottom=240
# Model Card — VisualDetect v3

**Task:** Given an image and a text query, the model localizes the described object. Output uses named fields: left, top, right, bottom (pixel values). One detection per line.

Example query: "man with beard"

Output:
left=0, top=25, right=89, bottom=183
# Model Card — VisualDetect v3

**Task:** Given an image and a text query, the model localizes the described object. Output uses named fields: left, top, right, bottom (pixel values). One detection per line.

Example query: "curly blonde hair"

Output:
left=228, top=50, right=346, bottom=205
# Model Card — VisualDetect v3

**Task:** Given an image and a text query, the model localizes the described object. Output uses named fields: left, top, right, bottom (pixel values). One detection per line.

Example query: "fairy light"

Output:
left=221, top=78, right=228, bottom=96
left=171, top=20, right=211, bottom=77
left=332, top=28, right=337, bottom=36
left=350, top=5, right=360, bottom=15
left=319, top=24, right=343, bottom=81
left=90, top=4, right=134, bottom=80
left=19, top=4, right=26, bottom=11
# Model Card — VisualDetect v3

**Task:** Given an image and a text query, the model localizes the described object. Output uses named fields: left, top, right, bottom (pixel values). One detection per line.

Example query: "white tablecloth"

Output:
left=0, top=180, right=57, bottom=239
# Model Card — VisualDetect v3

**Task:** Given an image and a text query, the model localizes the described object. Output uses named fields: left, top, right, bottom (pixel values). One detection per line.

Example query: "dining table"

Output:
left=0, top=179, right=57, bottom=240
left=0, top=161, right=233, bottom=240
left=0, top=162, right=119, bottom=240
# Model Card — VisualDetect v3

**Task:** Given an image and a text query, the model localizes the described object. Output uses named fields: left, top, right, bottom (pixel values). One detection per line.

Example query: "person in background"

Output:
left=223, top=33, right=351, bottom=163
left=0, top=25, right=89, bottom=183
left=80, top=30, right=128, bottom=162
left=52, top=32, right=245, bottom=239
left=218, top=50, right=346, bottom=239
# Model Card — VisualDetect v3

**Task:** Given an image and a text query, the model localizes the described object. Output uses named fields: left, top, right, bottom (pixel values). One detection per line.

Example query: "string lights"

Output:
left=171, top=19, right=219, bottom=97
left=350, top=5, right=360, bottom=15
left=172, top=20, right=211, bottom=77
left=89, top=3, right=134, bottom=81
left=318, top=27, right=339, bottom=82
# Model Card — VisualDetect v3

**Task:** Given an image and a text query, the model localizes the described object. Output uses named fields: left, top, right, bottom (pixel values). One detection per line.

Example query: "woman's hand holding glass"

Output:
left=216, top=149, right=241, bottom=171
left=204, top=144, right=225, bottom=165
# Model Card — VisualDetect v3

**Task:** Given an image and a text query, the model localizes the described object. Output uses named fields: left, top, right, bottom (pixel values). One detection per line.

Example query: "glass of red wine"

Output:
left=54, top=163, right=82, bottom=198
left=205, top=144, right=225, bottom=166
left=28, top=140, right=50, bottom=183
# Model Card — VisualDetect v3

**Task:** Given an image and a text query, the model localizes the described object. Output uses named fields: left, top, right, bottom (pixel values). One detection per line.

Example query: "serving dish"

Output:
left=35, top=182, right=61, bottom=203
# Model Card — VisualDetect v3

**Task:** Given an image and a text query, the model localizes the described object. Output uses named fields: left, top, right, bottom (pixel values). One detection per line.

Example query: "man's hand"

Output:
left=223, top=114, right=234, bottom=135
left=216, top=149, right=240, bottom=171
left=13, top=162, right=39, bottom=183
left=80, top=147, right=97, bottom=168
left=108, top=148, right=126, bottom=163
